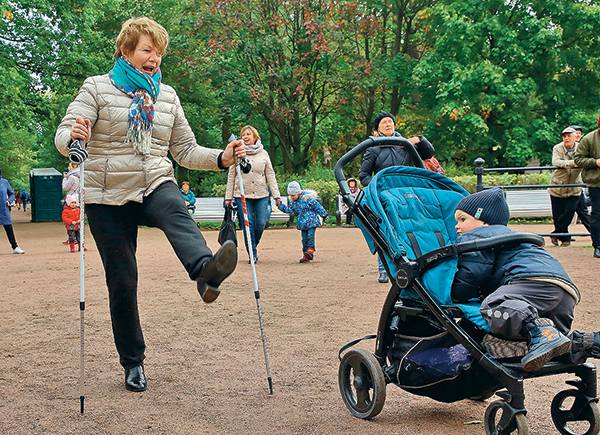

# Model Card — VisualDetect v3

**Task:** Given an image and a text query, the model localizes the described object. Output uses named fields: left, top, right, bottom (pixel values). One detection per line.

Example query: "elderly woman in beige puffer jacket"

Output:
left=55, top=17, right=245, bottom=393
left=224, top=125, right=281, bottom=263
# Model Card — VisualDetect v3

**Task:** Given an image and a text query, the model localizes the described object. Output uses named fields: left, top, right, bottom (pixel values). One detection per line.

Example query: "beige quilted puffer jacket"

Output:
left=225, top=150, right=281, bottom=200
left=55, top=74, right=222, bottom=205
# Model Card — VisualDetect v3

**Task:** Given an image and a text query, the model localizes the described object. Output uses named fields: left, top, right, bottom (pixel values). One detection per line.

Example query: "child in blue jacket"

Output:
left=278, top=181, right=328, bottom=263
left=451, top=188, right=578, bottom=371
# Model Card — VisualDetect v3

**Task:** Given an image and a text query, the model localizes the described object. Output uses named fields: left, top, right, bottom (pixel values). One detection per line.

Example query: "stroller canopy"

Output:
left=356, top=166, right=488, bottom=330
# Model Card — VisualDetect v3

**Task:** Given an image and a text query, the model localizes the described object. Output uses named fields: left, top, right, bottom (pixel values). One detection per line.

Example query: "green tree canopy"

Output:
left=1, top=0, right=598, bottom=186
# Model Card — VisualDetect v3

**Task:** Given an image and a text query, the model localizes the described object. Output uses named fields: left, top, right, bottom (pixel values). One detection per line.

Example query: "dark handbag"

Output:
left=218, top=204, right=238, bottom=246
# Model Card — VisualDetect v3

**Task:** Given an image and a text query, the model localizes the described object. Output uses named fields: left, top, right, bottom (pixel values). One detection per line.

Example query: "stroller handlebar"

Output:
left=454, top=232, right=545, bottom=254
left=334, top=136, right=425, bottom=206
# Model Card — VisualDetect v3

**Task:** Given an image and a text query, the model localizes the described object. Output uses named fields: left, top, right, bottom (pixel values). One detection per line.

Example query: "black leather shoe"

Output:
left=125, top=365, right=147, bottom=392
left=594, top=248, right=600, bottom=258
left=197, top=240, right=238, bottom=303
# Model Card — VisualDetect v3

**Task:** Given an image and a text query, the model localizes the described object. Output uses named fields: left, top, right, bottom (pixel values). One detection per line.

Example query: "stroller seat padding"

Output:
left=357, top=166, right=490, bottom=331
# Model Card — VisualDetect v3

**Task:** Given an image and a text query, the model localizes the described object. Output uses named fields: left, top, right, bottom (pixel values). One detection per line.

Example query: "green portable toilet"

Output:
left=30, top=168, right=63, bottom=222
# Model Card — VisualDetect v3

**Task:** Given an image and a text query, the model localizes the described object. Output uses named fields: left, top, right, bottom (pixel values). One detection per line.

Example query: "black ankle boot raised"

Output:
left=125, top=365, right=147, bottom=392
left=197, top=240, right=238, bottom=303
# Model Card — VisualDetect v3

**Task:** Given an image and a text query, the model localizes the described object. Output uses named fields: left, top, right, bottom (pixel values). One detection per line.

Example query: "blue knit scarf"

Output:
left=109, top=57, right=161, bottom=155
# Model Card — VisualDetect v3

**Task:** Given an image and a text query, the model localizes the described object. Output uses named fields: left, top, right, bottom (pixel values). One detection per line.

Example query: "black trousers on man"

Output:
left=2, top=224, right=18, bottom=249
left=86, top=181, right=212, bottom=369
left=550, top=194, right=591, bottom=242
left=589, top=187, right=600, bottom=249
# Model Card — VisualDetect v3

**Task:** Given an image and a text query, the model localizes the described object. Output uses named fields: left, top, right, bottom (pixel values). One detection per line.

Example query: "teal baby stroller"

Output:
left=335, top=137, right=599, bottom=434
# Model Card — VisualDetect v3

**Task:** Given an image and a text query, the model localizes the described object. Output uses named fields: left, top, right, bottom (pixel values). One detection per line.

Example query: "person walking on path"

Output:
left=19, top=187, right=29, bottom=212
left=62, top=162, right=81, bottom=245
left=277, top=181, right=328, bottom=263
left=15, top=191, right=21, bottom=210
left=62, top=194, right=82, bottom=253
left=359, top=111, right=435, bottom=283
left=339, top=177, right=360, bottom=225
left=224, top=125, right=281, bottom=263
left=549, top=126, right=591, bottom=246
left=574, top=115, right=600, bottom=258
left=55, top=17, right=246, bottom=392
left=0, top=169, right=25, bottom=254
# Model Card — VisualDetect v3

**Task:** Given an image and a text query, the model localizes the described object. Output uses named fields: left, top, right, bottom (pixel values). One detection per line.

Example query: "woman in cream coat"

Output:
left=55, top=17, right=245, bottom=393
left=224, top=126, right=281, bottom=263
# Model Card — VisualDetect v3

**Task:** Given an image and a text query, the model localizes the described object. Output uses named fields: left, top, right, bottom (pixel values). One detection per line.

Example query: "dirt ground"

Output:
left=1, top=209, right=598, bottom=434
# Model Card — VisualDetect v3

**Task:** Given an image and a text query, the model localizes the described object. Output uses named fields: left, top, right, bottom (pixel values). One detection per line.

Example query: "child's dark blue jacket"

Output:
left=451, top=225, right=579, bottom=303
left=278, top=193, right=327, bottom=230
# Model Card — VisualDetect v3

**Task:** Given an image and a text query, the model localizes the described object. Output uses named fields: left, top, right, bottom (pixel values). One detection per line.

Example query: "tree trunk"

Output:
left=221, top=107, right=232, bottom=144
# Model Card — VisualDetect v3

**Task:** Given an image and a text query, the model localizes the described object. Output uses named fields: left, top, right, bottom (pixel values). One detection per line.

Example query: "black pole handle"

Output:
left=229, top=133, right=251, bottom=173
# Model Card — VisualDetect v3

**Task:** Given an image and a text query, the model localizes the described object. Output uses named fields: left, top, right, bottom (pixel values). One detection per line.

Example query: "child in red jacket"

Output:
left=62, top=194, right=81, bottom=252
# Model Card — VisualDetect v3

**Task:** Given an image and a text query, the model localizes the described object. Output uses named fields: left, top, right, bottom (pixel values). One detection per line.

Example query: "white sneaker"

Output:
left=13, top=247, right=25, bottom=254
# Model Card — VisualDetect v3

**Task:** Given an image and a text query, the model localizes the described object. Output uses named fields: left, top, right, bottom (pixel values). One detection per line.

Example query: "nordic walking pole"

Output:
left=229, top=134, right=274, bottom=395
left=70, top=139, right=87, bottom=414
left=79, top=158, right=86, bottom=414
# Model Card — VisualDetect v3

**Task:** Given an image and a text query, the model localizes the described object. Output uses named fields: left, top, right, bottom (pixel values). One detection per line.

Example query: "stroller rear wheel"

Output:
left=338, top=349, right=386, bottom=419
left=484, top=400, right=529, bottom=434
left=551, top=389, right=600, bottom=435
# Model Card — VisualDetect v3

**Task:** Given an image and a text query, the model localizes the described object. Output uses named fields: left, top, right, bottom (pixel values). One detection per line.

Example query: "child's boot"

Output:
left=306, top=247, right=315, bottom=260
left=570, top=331, right=600, bottom=363
left=521, top=318, right=571, bottom=371
left=299, top=252, right=311, bottom=263
left=69, top=243, right=75, bottom=253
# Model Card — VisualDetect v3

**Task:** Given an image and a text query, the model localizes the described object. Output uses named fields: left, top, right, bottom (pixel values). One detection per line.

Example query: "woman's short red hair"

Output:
left=115, top=17, right=169, bottom=58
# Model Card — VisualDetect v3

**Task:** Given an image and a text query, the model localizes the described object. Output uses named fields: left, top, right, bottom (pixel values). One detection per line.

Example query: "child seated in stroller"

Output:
left=451, top=188, right=599, bottom=370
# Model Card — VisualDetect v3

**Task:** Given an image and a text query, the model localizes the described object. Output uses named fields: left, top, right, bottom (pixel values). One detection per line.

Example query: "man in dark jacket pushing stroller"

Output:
left=450, top=188, right=593, bottom=371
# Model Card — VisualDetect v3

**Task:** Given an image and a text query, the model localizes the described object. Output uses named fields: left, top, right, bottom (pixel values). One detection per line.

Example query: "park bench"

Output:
left=191, top=197, right=291, bottom=223
left=504, top=189, right=553, bottom=218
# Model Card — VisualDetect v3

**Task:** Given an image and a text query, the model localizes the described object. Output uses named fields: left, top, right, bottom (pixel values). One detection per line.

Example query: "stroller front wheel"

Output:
left=338, top=349, right=386, bottom=419
left=484, top=400, right=529, bottom=435
left=551, top=389, right=600, bottom=435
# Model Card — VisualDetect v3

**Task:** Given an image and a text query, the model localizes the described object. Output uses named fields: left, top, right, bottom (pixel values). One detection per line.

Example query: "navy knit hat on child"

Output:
left=455, top=188, right=510, bottom=226
left=287, top=181, right=302, bottom=195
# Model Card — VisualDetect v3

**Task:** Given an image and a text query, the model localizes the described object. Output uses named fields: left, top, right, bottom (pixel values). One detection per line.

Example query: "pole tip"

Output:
left=268, top=377, right=273, bottom=395
left=80, top=395, right=85, bottom=414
